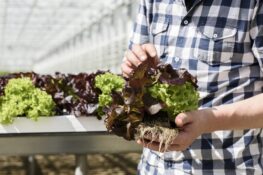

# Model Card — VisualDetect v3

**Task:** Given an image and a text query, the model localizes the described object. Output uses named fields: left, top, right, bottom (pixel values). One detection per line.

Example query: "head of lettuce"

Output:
left=0, top=78, right=55, bottom=124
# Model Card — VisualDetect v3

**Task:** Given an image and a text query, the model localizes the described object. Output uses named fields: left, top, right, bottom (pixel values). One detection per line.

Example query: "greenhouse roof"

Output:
left=0, top=0, right=126, bottom=71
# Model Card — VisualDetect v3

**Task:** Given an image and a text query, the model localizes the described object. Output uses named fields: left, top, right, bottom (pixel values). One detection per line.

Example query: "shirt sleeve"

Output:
left=129, top=0, right=152, bottom=49
left=250, top=1, right=263, bottom=72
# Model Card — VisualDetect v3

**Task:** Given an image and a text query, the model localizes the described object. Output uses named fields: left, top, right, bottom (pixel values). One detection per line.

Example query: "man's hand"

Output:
left=121, top=44, right=159, bottom=77
left=137, top=109, right=215, bottom=152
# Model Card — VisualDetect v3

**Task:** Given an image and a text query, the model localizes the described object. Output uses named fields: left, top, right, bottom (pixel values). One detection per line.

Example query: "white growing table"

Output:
left=0, top=116, right=142, bottom=175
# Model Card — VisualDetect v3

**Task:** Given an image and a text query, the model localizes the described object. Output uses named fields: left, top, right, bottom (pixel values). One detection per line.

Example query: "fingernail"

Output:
left=140, top=56, right=147, bottom=61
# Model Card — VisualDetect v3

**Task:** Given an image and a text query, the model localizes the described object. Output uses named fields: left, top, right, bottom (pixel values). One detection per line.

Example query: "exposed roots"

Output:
left=135, top=123, right=178, bottom=152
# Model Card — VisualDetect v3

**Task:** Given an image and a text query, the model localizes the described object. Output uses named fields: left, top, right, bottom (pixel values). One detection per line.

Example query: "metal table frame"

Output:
left=0, top=132, right=142, bottom=175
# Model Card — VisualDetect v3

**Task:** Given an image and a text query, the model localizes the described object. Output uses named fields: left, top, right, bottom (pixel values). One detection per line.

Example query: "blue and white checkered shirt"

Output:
left=129, top=0, right=263, bottom=174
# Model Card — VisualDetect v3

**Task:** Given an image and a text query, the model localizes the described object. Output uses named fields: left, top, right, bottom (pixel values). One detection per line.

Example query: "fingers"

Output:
left=121, top=45, right=146, bottom=77
left=141, top=44, right=157, bottom=58
left=125, top=50, right=142, bottom=67
left=171, top=131, right=188, bottom=146
left=121, top=60, right=133, bottom=78
left=132, top=45, right=147, bottom=61
left=121, top=44, right=161, bottom=78
left=142, top=44, right=159, bottom=65
left=175, top=113, right=193, bottom=127
left=133, top=44, right=160, bottom=65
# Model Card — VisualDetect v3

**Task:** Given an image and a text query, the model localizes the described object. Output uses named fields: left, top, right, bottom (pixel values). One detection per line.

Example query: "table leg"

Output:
left=75, top=154, right=87, bottom=175
left=28, top=156, right=36, bottom=175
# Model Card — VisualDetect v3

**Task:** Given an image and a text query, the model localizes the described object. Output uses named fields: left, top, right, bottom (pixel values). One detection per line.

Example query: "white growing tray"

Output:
left=0, top=115, right=142, bottom=156
left=0, top=115, right=107, bottom=134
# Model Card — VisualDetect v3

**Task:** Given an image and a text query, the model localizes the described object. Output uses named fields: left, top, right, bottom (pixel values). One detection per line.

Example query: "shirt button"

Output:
left=213, top=33, right=218, bottom=39
left=183, top=20, right=189, bottom=25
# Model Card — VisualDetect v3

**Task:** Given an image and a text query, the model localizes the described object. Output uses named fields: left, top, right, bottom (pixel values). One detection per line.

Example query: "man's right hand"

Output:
left=121, top=44, right=159, bottom=77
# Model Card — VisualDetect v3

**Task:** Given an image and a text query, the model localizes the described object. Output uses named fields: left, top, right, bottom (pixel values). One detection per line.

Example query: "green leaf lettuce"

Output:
left=0, top=78, right=55, bottom=124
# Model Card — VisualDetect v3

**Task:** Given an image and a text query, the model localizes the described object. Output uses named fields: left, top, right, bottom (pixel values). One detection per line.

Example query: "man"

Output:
left=121, top=0, right=263, bottom=174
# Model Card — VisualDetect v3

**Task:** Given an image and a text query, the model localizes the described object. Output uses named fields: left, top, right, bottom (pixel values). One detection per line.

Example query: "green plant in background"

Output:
left=95, top=72, right=125, bottom=116
left=0, top=78, right=55, bottom=124
left=0, top=72, right=8, bottom=76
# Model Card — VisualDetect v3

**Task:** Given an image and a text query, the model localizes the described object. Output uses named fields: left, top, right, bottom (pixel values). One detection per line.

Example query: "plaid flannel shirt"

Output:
left=129, top=0, right=263, bottom=174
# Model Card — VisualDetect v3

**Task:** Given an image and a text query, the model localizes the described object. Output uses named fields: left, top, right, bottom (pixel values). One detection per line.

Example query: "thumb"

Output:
left=175, top=113, right=192, bottom=127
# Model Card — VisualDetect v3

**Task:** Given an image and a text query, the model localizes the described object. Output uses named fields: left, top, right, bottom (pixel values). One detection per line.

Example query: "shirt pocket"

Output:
left=194, top=25, right=237, bottom=65
left=150, top=15, right=169, bottom=59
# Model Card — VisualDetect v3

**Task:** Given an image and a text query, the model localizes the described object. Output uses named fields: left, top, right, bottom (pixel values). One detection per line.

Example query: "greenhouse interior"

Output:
left=0, top=0, right=142, bottom=174
left=3, top=0, right=258, bottom=174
